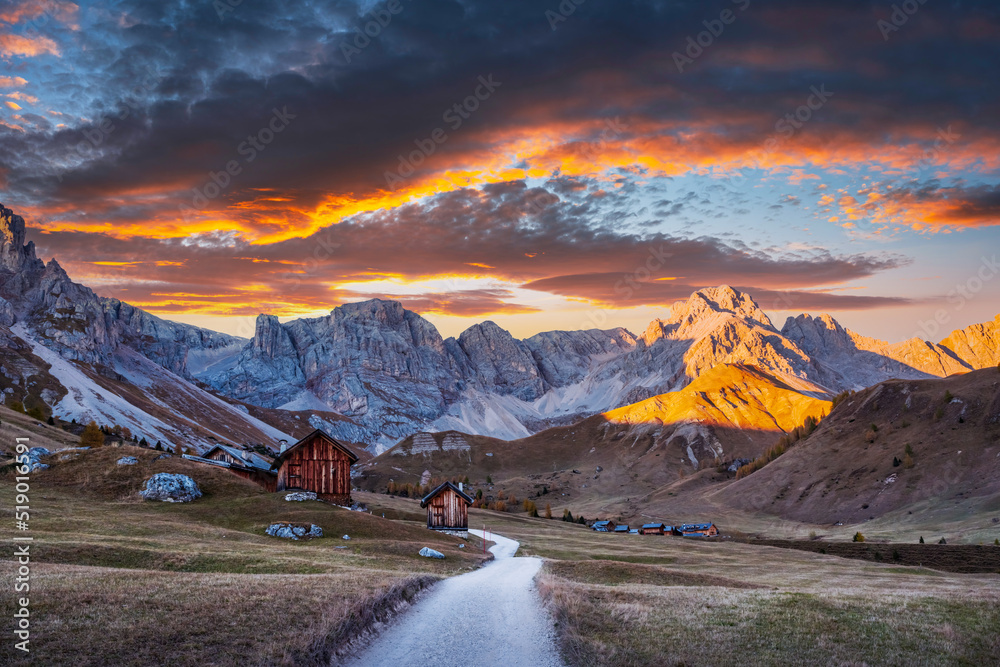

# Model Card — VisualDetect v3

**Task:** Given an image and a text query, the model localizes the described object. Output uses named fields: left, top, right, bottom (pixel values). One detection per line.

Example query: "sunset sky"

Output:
left=1, top=0, right=998, bottom=342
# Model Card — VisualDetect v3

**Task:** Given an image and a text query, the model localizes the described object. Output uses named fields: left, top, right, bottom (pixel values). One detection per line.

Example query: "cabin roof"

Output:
left=204, top=444, right=273, bottom=471
left=680, top=523, right=715, bottom=530
left=420, top=481, right=474, bottom=508
left=183, top=453, right=277, bottom=476
left=592, top=520, right=612, bottom=527
left=270, top=429, right=359, bottom=469
left=614, top=525, right=630, bottom=532
left=641, top=523, right=665, bottom=529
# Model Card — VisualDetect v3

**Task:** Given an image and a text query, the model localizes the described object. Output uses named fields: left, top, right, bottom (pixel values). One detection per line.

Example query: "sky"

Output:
left=0, top=0, right=998, bottom=342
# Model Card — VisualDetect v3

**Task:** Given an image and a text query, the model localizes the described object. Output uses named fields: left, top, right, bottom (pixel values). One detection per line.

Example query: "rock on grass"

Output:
left=139, top=473, right=202, bottom=503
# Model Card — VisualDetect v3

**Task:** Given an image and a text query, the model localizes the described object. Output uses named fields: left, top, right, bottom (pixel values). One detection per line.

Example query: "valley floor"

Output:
left=0, top=443, right=997, bottom=666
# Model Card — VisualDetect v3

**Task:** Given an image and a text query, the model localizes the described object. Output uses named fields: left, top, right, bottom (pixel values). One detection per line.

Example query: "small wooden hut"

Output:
left=271, top=429, right=359, bottom=504
left=420, top=481, right=473, bottom=532
left=592, top=520, right=616, bottom=532
left=639, top=523, right=666, bottom=535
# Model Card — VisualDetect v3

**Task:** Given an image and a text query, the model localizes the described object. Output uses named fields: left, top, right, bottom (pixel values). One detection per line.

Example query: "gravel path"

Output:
left=341, top=530, right=564, bottom=667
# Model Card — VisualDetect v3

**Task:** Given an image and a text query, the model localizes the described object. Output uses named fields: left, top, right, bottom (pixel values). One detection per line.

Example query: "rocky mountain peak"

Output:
left=643, top=285, right=774, bottom=345
left=0, top=204, right=42, bottom=274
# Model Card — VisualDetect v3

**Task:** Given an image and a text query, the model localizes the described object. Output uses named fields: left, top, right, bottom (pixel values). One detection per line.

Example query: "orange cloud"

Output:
left=0, top=33, right=60, bottom=57
left=0, top=76, right=27, bottom=87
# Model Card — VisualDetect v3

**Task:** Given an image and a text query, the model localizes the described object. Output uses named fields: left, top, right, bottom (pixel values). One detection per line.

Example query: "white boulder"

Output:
left=266, top=522, right=323, bottom=540
left=116, top=456, right=138, bottom=466
left=284, top=491, right=318, bottom=502
left=419, top=547, right=445, bottom=559
left=139, top=473, right=202, bottom=503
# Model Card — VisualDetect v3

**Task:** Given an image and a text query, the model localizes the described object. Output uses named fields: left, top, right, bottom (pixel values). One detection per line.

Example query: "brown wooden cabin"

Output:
left=420, top=481, right=473, bottom=531
left=190, top=444, right=278, bottom=492
left=271, top=429, right=359, bottom=505
left=639, top=523, right=666, bottom=535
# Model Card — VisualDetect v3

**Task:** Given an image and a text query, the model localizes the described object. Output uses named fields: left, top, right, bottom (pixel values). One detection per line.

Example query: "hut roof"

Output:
left=420, top=481, right=474, bottom=508
left=641, top=523, right=665, bottom=529
left=614, top=525, right=630, bottom=532
left=680, top=523, right=715, bottom=531
left=270, top=429, right=359, bottom=470
left=204, top=444, right=273, bottom=471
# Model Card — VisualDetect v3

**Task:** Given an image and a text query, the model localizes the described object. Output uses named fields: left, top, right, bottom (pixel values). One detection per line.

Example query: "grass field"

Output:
left=360, top=492, right=1000, bottom=666
left=2, top=440, right=998, bottom=666
left=0, top=447, right=488, bottom=666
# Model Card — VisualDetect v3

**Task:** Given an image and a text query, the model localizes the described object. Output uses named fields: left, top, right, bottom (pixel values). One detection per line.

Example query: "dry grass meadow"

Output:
left=1, top=423, right=997, bottom=666
left=362, top=492, right=1000, bottom=666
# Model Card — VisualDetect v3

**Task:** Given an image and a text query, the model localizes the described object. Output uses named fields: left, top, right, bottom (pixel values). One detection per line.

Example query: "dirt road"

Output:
left=342, top=530, right=564, bottom=666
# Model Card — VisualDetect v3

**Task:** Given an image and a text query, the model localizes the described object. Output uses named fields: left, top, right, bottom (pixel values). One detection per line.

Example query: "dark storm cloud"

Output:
left=2, top=0, right=999, bottom=216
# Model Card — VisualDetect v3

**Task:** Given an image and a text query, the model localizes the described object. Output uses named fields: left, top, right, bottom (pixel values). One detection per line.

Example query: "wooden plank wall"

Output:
left=276, top=434, right=352, bottom=503
left=427, top=488, right=468, bottom=529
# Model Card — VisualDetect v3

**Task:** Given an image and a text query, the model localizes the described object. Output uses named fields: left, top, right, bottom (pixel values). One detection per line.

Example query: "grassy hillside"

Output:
left=357, top=364, right=829, bottom=519
left=715, top=367, right=1000, bottom=527
left=0, top=441, right=487, bottom=666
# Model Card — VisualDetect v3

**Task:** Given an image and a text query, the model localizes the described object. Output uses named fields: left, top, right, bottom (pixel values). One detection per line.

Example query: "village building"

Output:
left=592, top=520, right=617, bottom=532
left=639, top=522, right=666, bottom=535
left=271, top=429, right=359, bottom=505
left=680, top=522, right=719, bottom=537
left=420, top=481, right=473, bottom=535
left=614, top=524, right=630, bottom=534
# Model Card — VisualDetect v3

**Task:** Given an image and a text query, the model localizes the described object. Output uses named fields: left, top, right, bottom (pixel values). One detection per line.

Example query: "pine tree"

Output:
left=80, top=421, right=104, bottom=448
left=919, top=536, right=924, bottom=544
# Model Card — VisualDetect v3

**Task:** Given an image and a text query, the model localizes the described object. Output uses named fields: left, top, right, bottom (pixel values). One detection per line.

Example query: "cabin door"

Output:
left=288, top=462, right=302, bottom=488
left=431, top=497, right=445, bottom=526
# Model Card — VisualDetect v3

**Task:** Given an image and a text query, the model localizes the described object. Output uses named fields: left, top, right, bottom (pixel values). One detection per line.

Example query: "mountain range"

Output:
left=1, top=203, right=997, bottom=454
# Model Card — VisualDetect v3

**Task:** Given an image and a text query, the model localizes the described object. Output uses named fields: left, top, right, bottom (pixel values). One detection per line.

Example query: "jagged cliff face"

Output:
left=940, top=315, right=1000, bottom=369
left=1, top=204, right=997, bottom=454
left=197, top=283, right=999, bottom=451
left=0, top=204, right=283, bottom=450
left=781, top=313, right=971, bottom=389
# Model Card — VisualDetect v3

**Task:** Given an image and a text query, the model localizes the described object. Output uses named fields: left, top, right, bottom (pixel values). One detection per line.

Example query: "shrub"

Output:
left=892, top=457, right=901, bottom=467
left=919, top=536, right=924, bottom=544
left=903, top=453, right=914, bottom=469
left=9, top=400, right=25, bottom=413
left=994, top=538, right=999, bottom=546
left=934, top=406, right=945, bottom=420
left=486, top=476, right=492, bottom=484
left=27, top=405, right=45, bottom=421
left=870, top=423, right=879, bottom=432
left=943, top=390, right=953, bottom=403
left=853, top=532, right=865, bottom=543
left=544, top=503, right=552, bottom=519
left=938, top=537, right=947, bottom=545
left=493, top=500, right=507, bottom=512
left=79, top=421, right=104, bottom=448
left=873, top=551, right=883, bottom=561
left=809, top=531, right=817, bottom=540
left=892, top=549, right=901, bottom=561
